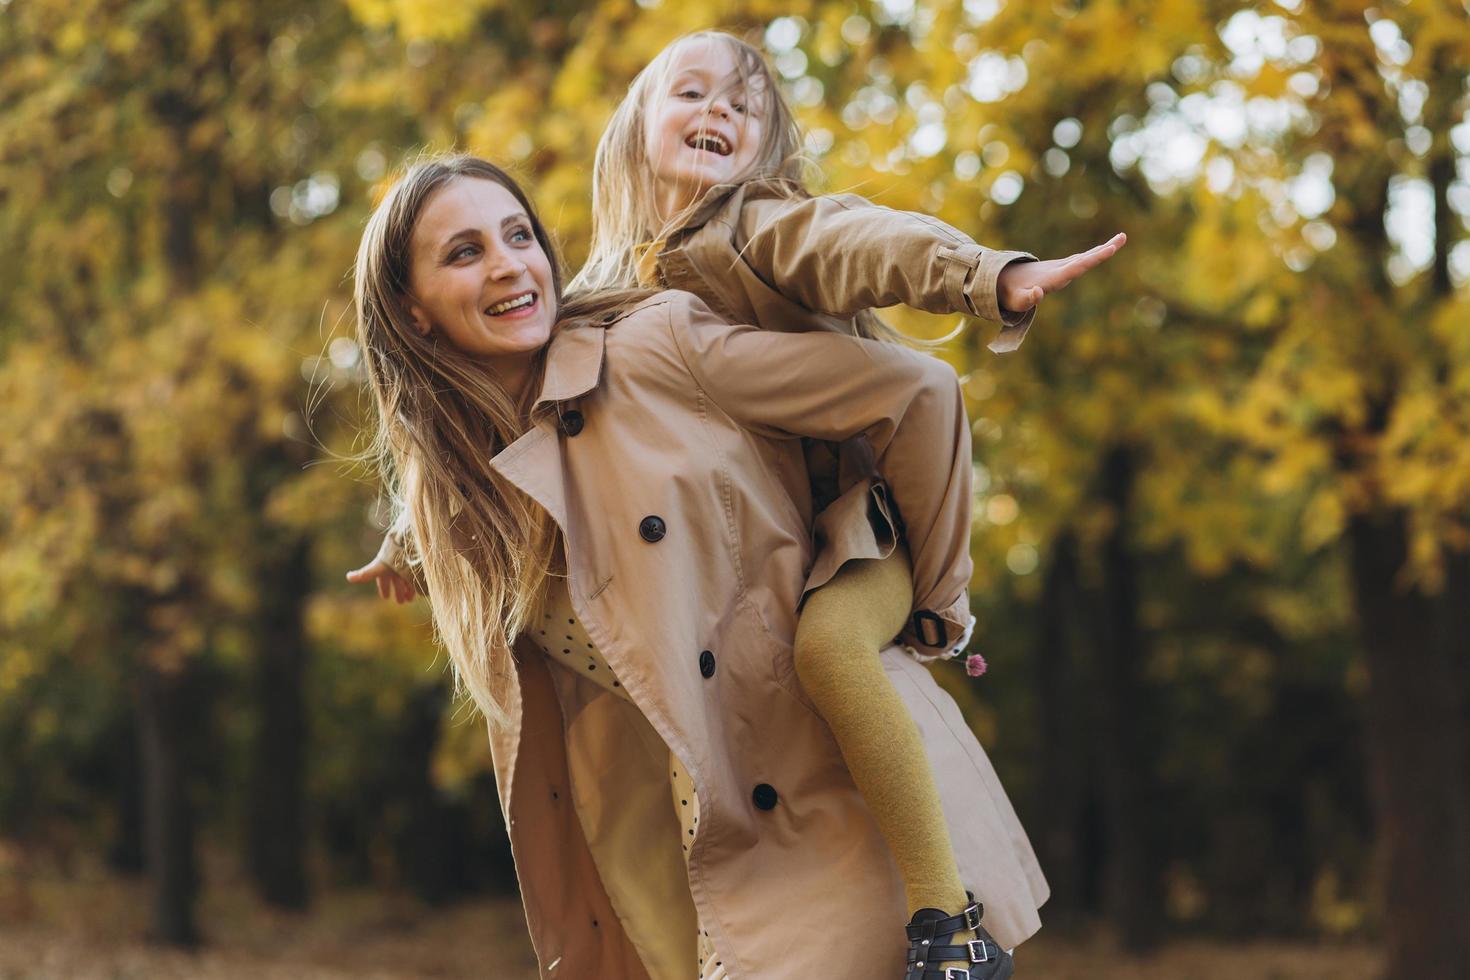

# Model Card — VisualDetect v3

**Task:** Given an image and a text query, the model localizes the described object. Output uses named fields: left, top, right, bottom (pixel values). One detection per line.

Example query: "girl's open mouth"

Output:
left=684, top=133, right=732, bottom=156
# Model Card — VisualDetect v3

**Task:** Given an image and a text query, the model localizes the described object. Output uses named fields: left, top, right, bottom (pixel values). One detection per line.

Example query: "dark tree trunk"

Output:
left=137, top=659, right=199, bottom=946
left=107, top=713, right=146, bottom=875
left=396, top=682, right=454, bottom=904
left=1034, top=529, right=1087, bottom=929
left=246, top=536, right=312, bottom=909
left=1090, top=446, right=1162, bottom=950
left=1345, top=91, right=1470, bottom=965
left=1348, top=510, right=1470, bottom=980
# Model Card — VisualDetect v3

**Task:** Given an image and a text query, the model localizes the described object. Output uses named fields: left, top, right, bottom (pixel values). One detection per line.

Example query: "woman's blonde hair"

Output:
left=571, top=30, right=907, bottom=345
left=571, top=30, right=805, bottom=293
left=354, top=154, right=565, bottom=729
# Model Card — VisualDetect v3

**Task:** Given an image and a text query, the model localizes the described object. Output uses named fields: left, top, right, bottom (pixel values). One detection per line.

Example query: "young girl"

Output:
left=352, top=32, right=1122, bottom=977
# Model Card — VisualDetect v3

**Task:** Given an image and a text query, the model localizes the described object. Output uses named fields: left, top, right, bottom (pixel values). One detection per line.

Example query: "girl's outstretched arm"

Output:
left=733, top=188, right=1123, bottom=351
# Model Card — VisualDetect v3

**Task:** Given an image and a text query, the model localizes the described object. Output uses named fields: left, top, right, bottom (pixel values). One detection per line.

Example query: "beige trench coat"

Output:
left=485, top=291, right=1047, bottom=980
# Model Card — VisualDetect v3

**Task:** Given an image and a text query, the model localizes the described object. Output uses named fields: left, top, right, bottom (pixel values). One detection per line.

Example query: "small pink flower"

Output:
left=965, top=654, right=988, bottom=677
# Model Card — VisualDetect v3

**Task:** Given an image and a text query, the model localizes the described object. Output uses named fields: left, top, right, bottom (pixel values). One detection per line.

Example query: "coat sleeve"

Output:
left=373, top=509, right=428, bottom=591
left=667, top=299, right=974, bottom=655
left=738, top=192, right=1038, bottom=353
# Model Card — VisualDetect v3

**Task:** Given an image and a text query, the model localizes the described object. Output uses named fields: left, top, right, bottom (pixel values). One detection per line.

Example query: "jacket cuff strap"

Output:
left=972, top=250, right=1039, bottom=350
left=899, top=592, right=976, bottom=663
left=984, top=248, right=1038, bottom=352
left=939, top=246, right=1040, bottom=350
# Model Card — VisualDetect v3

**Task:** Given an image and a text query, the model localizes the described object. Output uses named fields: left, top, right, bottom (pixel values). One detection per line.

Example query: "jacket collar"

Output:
left=666, top=175, right=805, bottom=248
left=530, top=293, right=675, bottom=413
left=532, top=318, right=608, bottom=413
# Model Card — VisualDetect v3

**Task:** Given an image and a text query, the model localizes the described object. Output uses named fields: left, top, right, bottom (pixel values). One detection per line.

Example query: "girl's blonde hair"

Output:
left=354, top=154, right=565, bottom=729
left=572, top=30, right=907, bottom=345
left=571, top=30, right=805, bottom=293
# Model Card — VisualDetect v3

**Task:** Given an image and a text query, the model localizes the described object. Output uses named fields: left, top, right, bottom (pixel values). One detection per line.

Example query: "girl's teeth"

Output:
left=687, top=135, right=730, bottom=155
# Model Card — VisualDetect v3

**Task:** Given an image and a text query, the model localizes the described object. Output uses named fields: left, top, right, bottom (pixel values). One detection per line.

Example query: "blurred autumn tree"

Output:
left=2, top=0, right=1466, bottom=977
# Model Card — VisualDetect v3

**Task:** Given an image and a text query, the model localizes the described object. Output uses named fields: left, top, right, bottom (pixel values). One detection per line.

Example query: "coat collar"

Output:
left=665, top=175, right=805, bottom=248
left=489, top=320, right=608, bottom=534
left=532, top=320, right=607, bottom=412
left=530, top=294, right=675, bottom=413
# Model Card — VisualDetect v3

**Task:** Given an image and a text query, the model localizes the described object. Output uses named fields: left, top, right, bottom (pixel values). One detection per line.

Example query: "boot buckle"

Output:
left=968, top=939, right=993, bottom=963
left=963, top=903, right=982, bottom=930
left=944, top=970, right=971, bottom=980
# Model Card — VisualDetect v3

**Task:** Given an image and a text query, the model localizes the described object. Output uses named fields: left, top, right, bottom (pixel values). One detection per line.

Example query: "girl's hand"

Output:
left=345, top=557, right=418, bottom=603
left=996, top=232, right=1127, bottom=314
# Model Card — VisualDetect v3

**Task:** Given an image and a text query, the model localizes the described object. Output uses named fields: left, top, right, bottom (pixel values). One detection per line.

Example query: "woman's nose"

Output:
left=486, top=248, right=526, bottom=279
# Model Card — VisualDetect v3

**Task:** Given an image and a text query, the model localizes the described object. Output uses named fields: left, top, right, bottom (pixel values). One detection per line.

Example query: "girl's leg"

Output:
left=793, top=545, right=975, bottom=968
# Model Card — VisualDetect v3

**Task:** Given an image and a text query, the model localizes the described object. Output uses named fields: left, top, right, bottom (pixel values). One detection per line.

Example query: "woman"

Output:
left=350, top=155, right=1042, bottom=979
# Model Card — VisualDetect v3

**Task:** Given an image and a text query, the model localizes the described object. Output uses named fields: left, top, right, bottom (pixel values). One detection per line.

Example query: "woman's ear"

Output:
left=404, top=298, right=432, bottom=336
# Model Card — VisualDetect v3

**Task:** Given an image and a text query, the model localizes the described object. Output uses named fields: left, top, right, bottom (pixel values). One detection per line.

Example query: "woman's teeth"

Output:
left=686, top=134, right=731, bottom=156
left=487, top=294, right=535, bottom=315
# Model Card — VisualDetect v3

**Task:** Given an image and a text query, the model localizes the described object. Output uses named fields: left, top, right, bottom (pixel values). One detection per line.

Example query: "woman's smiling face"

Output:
left=405, top=176, right=556, bottom=365
left=643, top=37, right=768, bottom=214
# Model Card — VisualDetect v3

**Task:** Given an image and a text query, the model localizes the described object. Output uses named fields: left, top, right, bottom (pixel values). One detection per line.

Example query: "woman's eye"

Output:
left=449, top=244, right=478, bottom=261
left=509, top=227, right=532, bottom=243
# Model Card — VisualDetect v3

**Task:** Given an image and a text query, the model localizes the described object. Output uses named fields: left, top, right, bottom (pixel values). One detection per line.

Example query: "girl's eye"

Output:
left=733, top=102, right=747, bottom=114
left=678, top=89, right=703, bottom=100
left=509, top=227, right=532, bottom=244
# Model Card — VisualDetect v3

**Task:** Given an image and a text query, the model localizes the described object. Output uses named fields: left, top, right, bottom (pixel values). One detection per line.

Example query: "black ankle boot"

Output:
left=903, top=901, right=1013, bottom=980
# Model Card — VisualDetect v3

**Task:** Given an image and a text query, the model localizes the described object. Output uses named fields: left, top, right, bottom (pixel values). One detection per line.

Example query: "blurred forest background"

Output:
left=2, top=0, right=1468, bottom=977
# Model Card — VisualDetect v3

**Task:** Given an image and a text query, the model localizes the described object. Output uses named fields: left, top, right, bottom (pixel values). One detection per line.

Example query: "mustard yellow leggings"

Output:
left=793, top=545, right=974, bottom=958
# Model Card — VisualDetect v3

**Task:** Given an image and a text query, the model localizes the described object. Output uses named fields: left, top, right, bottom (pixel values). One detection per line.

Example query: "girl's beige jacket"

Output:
left=484, top=290, right=1047, bottom=979
left=650, top=178, right=1035, bottom=657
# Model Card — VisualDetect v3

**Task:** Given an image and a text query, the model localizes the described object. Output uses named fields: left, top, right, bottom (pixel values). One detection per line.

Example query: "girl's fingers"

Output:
left=376, top=577, right=390, bottom=601
left=1086, top=233, right=1127, bottom=261
left=1032, top=233, right=1126, bottom=296
left=1077, top=234, right=1125, bottom=262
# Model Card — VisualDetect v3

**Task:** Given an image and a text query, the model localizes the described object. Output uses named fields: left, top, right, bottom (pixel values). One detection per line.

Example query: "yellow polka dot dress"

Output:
left=531, top=577, right=725, bottom=980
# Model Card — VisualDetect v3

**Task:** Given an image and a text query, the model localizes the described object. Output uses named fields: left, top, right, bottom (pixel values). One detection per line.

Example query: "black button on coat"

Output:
left=560, top=409, right=585, bottom=436
left=752, top=784, right=779, bottom=811
left=638, top=515, right=666, bottom=542
left=698, top=650, right=716, bottom=678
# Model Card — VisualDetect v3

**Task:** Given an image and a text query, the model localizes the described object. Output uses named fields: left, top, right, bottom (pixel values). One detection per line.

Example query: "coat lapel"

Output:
left=490, top=320, right=607, bottom=537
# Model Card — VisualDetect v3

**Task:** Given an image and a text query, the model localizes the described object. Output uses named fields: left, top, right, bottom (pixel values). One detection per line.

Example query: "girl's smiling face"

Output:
left=644, top=37, right=769, bottom=218
left=404, top=176, right=556, bottom=377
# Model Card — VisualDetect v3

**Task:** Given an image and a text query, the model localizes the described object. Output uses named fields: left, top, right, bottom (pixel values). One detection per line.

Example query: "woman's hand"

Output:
left=996, top=232, right=1127, bottom=314
left=345, top=557, right=418, bottom=603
